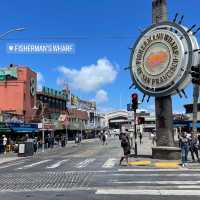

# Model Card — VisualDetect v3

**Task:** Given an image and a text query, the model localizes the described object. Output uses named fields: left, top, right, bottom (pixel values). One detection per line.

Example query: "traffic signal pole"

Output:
left=134, top=109, right=137, bottom=156
left=131, top=93, right=138, bottom=156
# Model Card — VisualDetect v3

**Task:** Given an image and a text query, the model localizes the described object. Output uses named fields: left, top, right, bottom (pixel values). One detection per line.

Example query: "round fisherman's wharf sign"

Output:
left=130, top=21, right=199, bottom=97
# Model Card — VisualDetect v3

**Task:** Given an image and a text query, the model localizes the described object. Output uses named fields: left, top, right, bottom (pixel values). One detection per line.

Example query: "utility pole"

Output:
left=134, top=109, right=137, bottom=156
left=192, top=85, right=199, bottom=136
left=131, top=93, right=138, bottom=156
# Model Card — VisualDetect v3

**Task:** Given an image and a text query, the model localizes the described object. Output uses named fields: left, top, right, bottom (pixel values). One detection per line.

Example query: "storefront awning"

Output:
left=173, top=124, right=188, bottom=128
left=189, top=122, right=200, bottom=129
left=8, top=123, right=38, bottom=133
left=0, top=128, right=11, bottom=133
left=11, top=127, right=38, bottom=133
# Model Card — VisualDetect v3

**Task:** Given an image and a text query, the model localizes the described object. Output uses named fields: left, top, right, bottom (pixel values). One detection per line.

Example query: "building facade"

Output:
left=0, top=65, right=37, bottom=122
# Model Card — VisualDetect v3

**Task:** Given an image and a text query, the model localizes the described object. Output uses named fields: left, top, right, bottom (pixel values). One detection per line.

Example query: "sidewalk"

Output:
left=0, top=152, right=21, bottom=165
left=126, top=158, right=200, bottom=170
left=0, top=138, right=99, bottom=165
left=127, top=136, right=200, bottom=169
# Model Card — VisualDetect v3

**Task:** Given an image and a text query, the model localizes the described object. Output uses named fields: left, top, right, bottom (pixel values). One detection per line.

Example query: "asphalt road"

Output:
left=0, top=136, right=200, bottom=199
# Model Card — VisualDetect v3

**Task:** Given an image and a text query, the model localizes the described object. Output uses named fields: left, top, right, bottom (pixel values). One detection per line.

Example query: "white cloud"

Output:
left=57, top=58, right=117, bottom=92
left=56, top=77, right=65, bottom=87
left=95, top=89, right=108, bottom=104
left=37, top=72, right=45, bottom=91
left=97, top=106, right=116, bottom=113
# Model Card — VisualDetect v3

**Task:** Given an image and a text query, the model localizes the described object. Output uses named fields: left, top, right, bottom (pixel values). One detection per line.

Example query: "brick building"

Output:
left=0, top=65, right=37, bottom=122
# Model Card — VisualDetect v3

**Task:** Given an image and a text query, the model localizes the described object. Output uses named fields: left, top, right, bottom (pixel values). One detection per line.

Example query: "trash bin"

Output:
left=18, top=142, right=34, bottom=157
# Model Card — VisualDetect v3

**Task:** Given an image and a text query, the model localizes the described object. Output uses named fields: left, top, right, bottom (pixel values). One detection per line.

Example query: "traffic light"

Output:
left=191, top=65, right=200, bottom=85
left=131, top=93, right=138, bottom=111
left=138, top=117, right=145, bottom=124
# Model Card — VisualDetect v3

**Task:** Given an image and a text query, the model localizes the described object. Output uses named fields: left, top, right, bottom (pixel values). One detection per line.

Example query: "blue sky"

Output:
left=0, top=0, right=199, bottom=113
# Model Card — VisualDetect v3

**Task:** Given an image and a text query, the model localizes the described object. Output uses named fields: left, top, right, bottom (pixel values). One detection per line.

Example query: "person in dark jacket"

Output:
left=179, top=132, right=189, bottom=167
left=189, top=134, right=200, bottom=162
left=139, top=131, right=143, bottom=144
left=102, top=133, right=106, bottom=145
left=119, top=132, right=131, bottom=166
left=33, top=138, right=38, bottom=153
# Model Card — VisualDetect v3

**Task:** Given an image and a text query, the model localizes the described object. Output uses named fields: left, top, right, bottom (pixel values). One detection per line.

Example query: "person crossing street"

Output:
left=119, top=131, right=131, bottom=166
left=189, top=133, right=200, bottom=162
left=179, top=132, right=189, bottom=167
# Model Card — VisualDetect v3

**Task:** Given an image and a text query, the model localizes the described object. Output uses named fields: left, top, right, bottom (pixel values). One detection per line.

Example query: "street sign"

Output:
left=129, top=21, right=199, bottom=97
left=127, top=104, right=133, bottom=111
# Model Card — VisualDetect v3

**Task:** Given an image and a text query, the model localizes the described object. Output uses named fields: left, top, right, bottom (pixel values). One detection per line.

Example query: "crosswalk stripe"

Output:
left=96, top=189, right=200, bottom=196
left=17, top=160, right=51, bottom=170
left=113, top=173, right=200, bottom=177
left=75, top=159, right=95, bottom=168
left=104, top=185, right=200, bottom=190
left=102, top=158, right=117, bottom=168
left=46, top=159, right=69, bottom=169
left=0, top=161, right=26, bottom=169
left=118, top=168, right=200, bottom=172
left=112, top=180, right=200, bottom=185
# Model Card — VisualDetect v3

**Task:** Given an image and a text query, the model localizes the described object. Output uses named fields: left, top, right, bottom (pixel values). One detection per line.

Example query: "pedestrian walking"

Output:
left=139, top=131, right=143, bottom=144
left=75, top=132, right=79, bottom=144
left=129, top=132, right=134, bottom=149
left=78, top=132, right=82, bottom=144
left=179, top=132, right=189, bottom=167
left=98, top=132, right=101, bottom=143
left=61, top=135, right=66, bottom=147
left=178, top=132, right=181, bottom=147
left=198, top=133, right=200, bottom=146
left=33, top=138, right=38, bottom=153
left=2, top=135, right=7, bottom=154
left=151, top=132, right=156, bottom=146
left=105, top=131, right=108, bottom=145
left=102, top=132, right=106, bottom=145
left=189, top=134, right=200, bottom=162
left=119, top=132, right=131, bottom=166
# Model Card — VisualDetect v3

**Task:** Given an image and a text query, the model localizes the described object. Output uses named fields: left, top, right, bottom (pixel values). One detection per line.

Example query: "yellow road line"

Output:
left=128, top=160, right=151, bottom=166
left=154, top=162, right=180, bottom=168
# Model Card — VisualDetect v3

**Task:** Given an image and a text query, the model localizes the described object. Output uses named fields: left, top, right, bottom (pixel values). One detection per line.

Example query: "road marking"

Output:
left=128, top=160, right=151, bottom=166
left=112, top=180, right=200, bottom=185
left=46, top=159, right=69, bottom=169
left=17, top=160, right=51, bottom=170
left=154, top=161, right=180, bottom=168
left=99, top=185, right=200, bottom=190
left=0, top=157, right=20, bottom=164
left=113, top=173, right=200, bottom=177
left=118, top=168, right=200, bottom=172
left=0, top=161, right=26, bottom=169
left=102, top=158, right=117, bottom=168
left=75, top=159, right=95, bottom=168
left=96, top=189, right=200, bottom=196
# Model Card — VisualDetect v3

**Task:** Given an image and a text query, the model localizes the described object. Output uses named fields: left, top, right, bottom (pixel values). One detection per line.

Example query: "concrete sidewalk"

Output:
left=127, top=135, right=200, bottom=169
left=0, top=138, right=99, bottom=165
left=0, top=152, right=21, bottom=165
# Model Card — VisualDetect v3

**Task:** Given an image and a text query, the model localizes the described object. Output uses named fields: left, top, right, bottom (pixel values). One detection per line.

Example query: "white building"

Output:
left=102, top=110, right=156, bottom=134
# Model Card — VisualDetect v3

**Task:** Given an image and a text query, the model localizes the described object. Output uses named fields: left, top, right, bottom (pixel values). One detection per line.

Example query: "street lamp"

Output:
left=0, top=27, right=25, bottom=39
left=33, top=101, right=45, bottom=152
